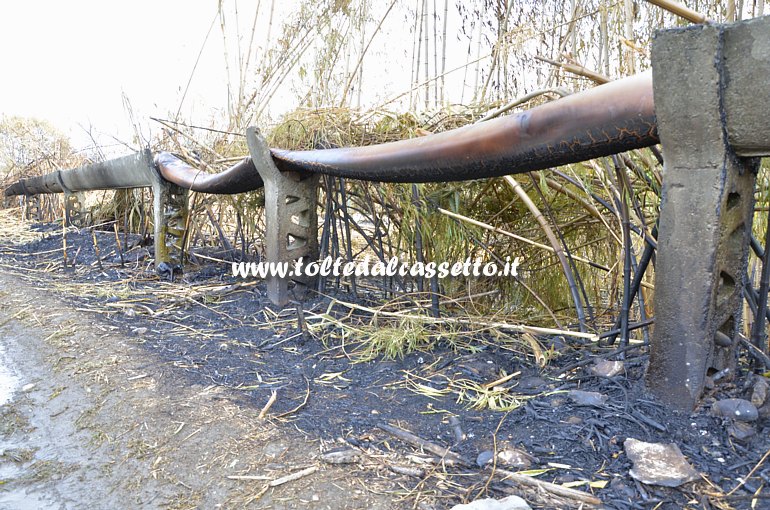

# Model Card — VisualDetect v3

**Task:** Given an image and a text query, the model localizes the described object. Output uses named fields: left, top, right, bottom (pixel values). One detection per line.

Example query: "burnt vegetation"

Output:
left=3, top=1, right=770, bottom=508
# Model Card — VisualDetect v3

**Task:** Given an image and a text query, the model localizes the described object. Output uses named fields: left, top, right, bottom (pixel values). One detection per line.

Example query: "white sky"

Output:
left=0, top=1, right=232, bottom=151
left=0, top=1, right=511, bottom=154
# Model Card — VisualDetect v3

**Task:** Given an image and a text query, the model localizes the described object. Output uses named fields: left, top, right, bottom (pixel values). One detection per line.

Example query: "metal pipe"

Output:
left=5, top=71, right=657, bottom=195
left=154, top=153, right=264, bottom=194
left=5, top=151, right=156, bottom=196
left=270, top=71, right=656, bottom=183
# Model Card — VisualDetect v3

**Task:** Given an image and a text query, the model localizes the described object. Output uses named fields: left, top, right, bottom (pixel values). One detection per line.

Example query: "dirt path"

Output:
left=0, top=271, right=395, bottom=509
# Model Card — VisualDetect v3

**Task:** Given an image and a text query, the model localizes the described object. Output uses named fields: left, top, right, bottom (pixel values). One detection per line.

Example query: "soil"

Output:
left=1, top=220, right=770, bottom=509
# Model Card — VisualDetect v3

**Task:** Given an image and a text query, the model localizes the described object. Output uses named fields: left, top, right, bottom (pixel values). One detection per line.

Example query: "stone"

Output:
left=564, top=416, right=583, bottom=425
left=476, top=450, right=494, bottom=467
left=568, top=390, right=608, bottom=407
left=712, top=399, right=759, bottom=422
left=591, top=360, right=624, bottom=378
left=727, top=421, right=756, bottom=441
left=751, top=377, right=769, bottom=407
left=246, top=127, right=320, bottom=306
left=320, top=448, right=360, bottom=464
left=450, top=495, right=531, bottom=510
left=625, top=438, right=699, bottom=487
left=497, top=448, right=533, bottom=469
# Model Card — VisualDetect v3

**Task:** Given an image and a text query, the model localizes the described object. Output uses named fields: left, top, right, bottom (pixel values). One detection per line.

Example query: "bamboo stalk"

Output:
left=535, top=55, right=611, bottom=84
left=545, top=177, right=605, bottom=223
left=91, top=229, right=103, bottom=271
left=527, top=173, right=596, bottom=325
left=491, top=466, right=603, bottom=506
left=328, top=297, right=599, bottom=341
left=440, top=0, right=448, bottom=104
left=259, top=0, right=276, bottom=73
left=62, top=215, right=68, bottom=267
left=409, top=0, right=422, bottom=110
left=113, top=223, right=125, bottom=267
left=624, top=0, right=636, bottom=73
left=437, top=208, right=610, bottom=272
left=604, top=224, right=658, bottom=345
left=600, top=4, right=609, bottom=76
left=318, top=177, right=334, bottom=293
left=751, top=213, right=770, bottom=357
left=645, top=0, right=711, bottom=24
left=614, top=156, right=632, bottom=349
left=411, top=184, right=425, bottom=294
left=377, top=422, right=471, bottom=466
left=356, top=0, right=368, bottom=108
left=432, top=0, right=438, bottom=108
left=422, top=0, right=429, bottom=109
left=503, top=175, right=587, bottom=331
left=339, top=178, right=357, bottom=296
left=630, top=244, right=651, bottom=345
left=475, top=88, right=571, bottom=124
left=258, top=390, right=277, bottom=419
left=269, top=466, right=317, bottom=487
left=339, top=0, right=397, bottom=107
left=218, top=2, right=234, bottom=119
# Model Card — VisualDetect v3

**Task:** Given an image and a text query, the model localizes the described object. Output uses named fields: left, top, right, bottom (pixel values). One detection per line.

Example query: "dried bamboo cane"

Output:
left=338, top=178, right=357, bottom=296
left=91, top=229, right=103, bottom=271
left=645, top=0, right=711, bottom=24
left=751, top=214, right=770, bottom=359
left=504, top=175, right=587, bottom=332
left=613, top=156, right=632, bottom=349
left=62, top=215, right=68, bottom=267
left=113, top=223, right=125, bottom=267
left=437, top=208, right=609, bottom=272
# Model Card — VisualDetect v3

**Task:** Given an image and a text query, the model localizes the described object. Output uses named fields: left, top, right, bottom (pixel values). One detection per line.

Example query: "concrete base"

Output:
left=648, top=23, right=759, bottom=410
left=246, top=127, right=320, bottom=307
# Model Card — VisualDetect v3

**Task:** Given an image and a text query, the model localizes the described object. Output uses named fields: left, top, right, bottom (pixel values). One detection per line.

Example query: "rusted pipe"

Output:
left=154, top=153, right=264, bottom=194
left=270, top=71, right=656, bottom=183
left=5, top=71, right=657, bottom=195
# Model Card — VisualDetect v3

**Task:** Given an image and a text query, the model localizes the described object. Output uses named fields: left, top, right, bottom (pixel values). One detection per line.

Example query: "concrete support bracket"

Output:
left=63, top=191, right=87, bottom=228
left=55, top=170, right=88, bottom=228
left=246, top=126, right=320, bottom=307
left=152, top=178, right=189, bottom=280
left=648, top=23, right=759, bottom=409
left=24, top=195, right=42, bottom=222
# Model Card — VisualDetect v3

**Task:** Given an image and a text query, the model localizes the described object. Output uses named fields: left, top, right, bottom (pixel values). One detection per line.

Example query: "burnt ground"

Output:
left=2, top=219, right=770, bottom=509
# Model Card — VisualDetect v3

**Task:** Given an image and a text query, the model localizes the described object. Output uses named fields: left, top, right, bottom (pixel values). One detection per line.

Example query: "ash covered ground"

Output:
left=1, top=221, right=769, bottom=509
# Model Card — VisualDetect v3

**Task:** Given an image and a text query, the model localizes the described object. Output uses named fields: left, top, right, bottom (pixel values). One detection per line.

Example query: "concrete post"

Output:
left=152, top=179, right=189, bottom=280
left=54, top=171, right=87, bottom=228
left=63, top=191, right=87, bottom=228
left=246, top=126, right=320, bottom=306
left=24, top=195, right=42, bottom=222
left=648, top=24, right=759, bottom=409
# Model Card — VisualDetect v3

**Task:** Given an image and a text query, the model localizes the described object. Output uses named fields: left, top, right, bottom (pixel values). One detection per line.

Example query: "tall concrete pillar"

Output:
left=648, top=24, right=759, bottom=409
left=246, top=127, right=320, bottom=307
